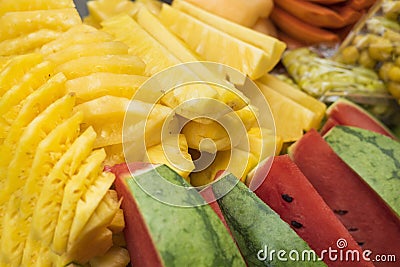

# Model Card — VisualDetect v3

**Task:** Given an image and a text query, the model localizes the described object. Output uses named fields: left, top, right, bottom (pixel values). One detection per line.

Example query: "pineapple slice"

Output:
left=52, top=149, right=107, bottom=254
left=68, top=172, right=116, bottom=250
left=55, top=54, right=146, bottom=79
left=75, top=96, right=173, bottom=148
left=257, top=82, right=318, bottom=142
left=240, top=127, right=283, bottom=159
left=135, top=6, right=200, bottom=62
left=0, top=53, right=43, bottom=97
left=172, top=0, right=286, bottom=69
left=46, top=41, right=129, bottom=66
left=74, top=95, right=129, bottom=148
left=23, top=127, right=97, bottom=265
left=0, top=29, right=61, bottom=56
left=0, top=60, right=55, bottom=138
left=40, top=24, right=114, bottom=56
left=101, top=14, right=180, bottom=75
left=89, top=246, right=130, bottom=267
left=257, top=74, right=327, bottom=128
left=108, top=209, right=125, bottom=234
left=145, top=134, right=195, bottom=180
left=64, top=228, right=113, bottom=266
left=0, top=112, right=82, bottom=266
left=0, top=0, right=74, bottom=16
left=103, top=143, right=125, bottom=166
left=66, top=72, right=148, bottom=104
left=159, top=4, right=272, bottom=79
left=0, top=8, right=81, bottom=42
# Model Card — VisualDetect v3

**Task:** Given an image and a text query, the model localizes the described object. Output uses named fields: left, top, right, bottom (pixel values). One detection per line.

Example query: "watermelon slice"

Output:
left=321, top=98, right=397, bottom=140
left=110, top=162, right=246, bottom=267
left=213, top=173, right=326, bottom=267
left=249, top=155, right=373, bottom=267
left=289, top=129, right=400, bottom=266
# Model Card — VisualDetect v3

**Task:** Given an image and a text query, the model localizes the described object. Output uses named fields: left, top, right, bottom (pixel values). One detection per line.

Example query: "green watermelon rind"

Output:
left=324, top=126, right=400, bottom=216
left=126, top=165, right=246, bottom=267
left=213, top=174, right=327, bottom=267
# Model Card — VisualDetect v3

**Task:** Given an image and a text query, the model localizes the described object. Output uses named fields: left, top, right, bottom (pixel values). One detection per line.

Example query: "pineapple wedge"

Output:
left=46, top=41, right=129, bottom=66
left=0, top=112, right=82, bottom=266
left=103, top=143, right=125, bottom=166
left=89, top=246, right=130, bottom=267
left=0, top=8, right=81, bottom=42
left=0, top=29, right=61, bottom=56
left=68, top=172, right=116, bottom=249
left=0, top=53, right=43, bottom=97
left=172, top=0, right=286, bottom=69
left=40, top=24, right=114, bottom=56
left=257, top=82, right=318, bottom=142
left=159, top=4, right=273, bottom=79
left=145, top=134, right=195, bottom=180
left=101, top=14, right=180, bottom=75
left=135, top=6, right=200, bottom=62
left=52, top=149, right=107, bottom=254
left=55, top=54, right=146, bottom=79
left=0, top=0, right=74, bottom=16
left=66, top=72, right=148, bottom=104
left=75, top=96, right=173, bottom=148
left=257, top=74, right=326, bottom=128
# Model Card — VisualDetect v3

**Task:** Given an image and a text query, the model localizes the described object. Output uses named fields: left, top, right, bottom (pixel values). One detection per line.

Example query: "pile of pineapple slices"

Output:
left=0, top=0, right=137, bottom=266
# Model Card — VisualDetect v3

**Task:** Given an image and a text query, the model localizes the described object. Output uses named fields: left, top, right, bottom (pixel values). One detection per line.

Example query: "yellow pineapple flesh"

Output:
left=0, top=0, right=74, bottom=16
left=0, top=53, right=43, bottom=97
left=0, top=112, right=82, bottom=266
left=0, top=8, right=81, bottom=42
left=55, top=54, right=146, bottom=79
left=101, top=14, right=180, bottom=75
left=46, top=41, right=129, bottom=66
left=40, top=24, right=114, bottom=56
left=65, top=72, right=148, bottom=104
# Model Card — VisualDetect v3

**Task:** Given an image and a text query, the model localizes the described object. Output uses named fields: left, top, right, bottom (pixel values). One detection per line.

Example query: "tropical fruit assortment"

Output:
left=0, top=0, right=399, bottom=266
left=270, top=0, right=377, bottom=47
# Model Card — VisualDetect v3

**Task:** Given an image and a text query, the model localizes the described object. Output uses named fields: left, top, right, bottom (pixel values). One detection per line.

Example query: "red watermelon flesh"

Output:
left=251, top=155, right=372, bottom=267
left=324, top=98, right=397, bottom=140
left=319, top=117, right=339, bottom=136
left=289, top=129, right=400, bottom=266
